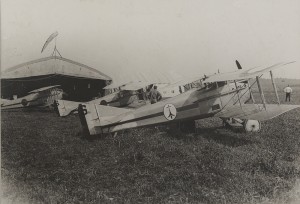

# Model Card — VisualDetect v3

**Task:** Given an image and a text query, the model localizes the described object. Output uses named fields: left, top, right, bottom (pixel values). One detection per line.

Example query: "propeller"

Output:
left=236, top=60, right=248, bottom=83
left=235, top=60, right=242, bottom=70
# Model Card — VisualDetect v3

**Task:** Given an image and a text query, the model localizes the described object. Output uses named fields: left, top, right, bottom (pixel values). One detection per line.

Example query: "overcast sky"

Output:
left=1, top=0, right=300, bottom=80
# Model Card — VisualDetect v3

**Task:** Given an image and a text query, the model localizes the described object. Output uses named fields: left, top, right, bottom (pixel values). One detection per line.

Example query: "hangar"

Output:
left=1, top=56, right=112, bottom=101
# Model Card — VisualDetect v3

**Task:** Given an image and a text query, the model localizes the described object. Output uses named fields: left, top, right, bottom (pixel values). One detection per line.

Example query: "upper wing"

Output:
left=28, top=85, right=61, bottom=93
left=106, top=76, right=204, bottom=91
left=215, top=104, right=300, bottom=121
left=119, top=81, right=155, bottom=91
left=104, top=71, right=185, bottom=90
left=204, top=61, right=295, bottom=83
left=104, top=80, right=132, bottom=89
left=158, top=75, right=203, bottom=90
left=105, top=80, right=168, bottom=91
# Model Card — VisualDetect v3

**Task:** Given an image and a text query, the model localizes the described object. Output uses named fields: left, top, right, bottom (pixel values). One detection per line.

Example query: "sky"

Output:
left=1, top=0, right=300, bottom=80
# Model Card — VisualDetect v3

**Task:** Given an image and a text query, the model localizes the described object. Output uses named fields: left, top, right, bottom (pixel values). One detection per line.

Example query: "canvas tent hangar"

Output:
left=1, top=56, right=112, bottom=101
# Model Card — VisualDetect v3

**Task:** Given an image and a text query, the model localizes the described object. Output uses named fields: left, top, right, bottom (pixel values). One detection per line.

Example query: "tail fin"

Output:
left=77, top=103, right=131, bottom=136
left=55, top=99, right=80, bottom=117
left=78, top=104, right=95, bottom=136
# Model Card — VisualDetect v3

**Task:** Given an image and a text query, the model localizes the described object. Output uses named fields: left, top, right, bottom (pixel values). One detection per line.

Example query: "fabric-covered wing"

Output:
left=104, top=80, right=132, bottom=89
left=104, top=71, right=184, bottom=90
left=28, top=85, right=61, bottom=93
left=159, top=75, right=203, bottom=90
left=120, top=82, right=153, bottom=91
left=215, top=104, right=300, bottom=121
left=204, top=61, right=295, bottom=83
left=104, top=81, right=150, bottom=90
left=106, top=76, right=202, bottom=91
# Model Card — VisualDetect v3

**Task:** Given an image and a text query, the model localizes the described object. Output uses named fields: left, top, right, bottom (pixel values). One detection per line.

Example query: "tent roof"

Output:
left=2, top=56, right=112, bottom=80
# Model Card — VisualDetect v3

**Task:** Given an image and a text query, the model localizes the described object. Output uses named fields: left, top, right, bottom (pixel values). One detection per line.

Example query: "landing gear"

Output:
left=100, top=100, right=107, bottom=105
left=222, top=118, right=261, bottom=132
left=243, top=120, right=261, bottom=132
left=222, top=118, right=243, bottom=129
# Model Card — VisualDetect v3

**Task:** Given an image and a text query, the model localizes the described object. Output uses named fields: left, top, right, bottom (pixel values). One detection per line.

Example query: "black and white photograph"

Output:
left=1, top=0, right=300, bottom=203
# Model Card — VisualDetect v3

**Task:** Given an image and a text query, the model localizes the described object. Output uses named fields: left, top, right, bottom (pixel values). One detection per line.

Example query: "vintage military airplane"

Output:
left=55, top=71, right=185, bottom=117
left=1, top=85, right=64, bottom=110
left=55, top=88, right=145, bottom=117
left=55, top=81, right=185, bottom=117
left=75, top=61, right=299, bottom=136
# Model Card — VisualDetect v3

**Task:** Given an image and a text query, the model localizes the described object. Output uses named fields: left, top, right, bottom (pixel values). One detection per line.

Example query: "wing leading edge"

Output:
left=28, top=85, right=61, bottom=93
left=204, top=61, right=295, bottom=83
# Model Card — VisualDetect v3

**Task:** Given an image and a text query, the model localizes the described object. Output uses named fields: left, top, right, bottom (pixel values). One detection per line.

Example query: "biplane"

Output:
left=55, top=89, right=145, bottom=117
left=1, top=85, right=64, bottom=110
left=76, top=61, right=299, bottom=136
left=55, top=77, right=182, bottom=116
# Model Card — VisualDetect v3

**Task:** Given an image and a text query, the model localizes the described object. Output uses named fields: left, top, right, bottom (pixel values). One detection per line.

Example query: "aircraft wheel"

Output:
left=243, top=120, right=261, bottom=132
left=100, top=100, right=107, bottom=105
left=21, top=99, right=28, bottom=106
left=222, top=118, right=232, bottom=129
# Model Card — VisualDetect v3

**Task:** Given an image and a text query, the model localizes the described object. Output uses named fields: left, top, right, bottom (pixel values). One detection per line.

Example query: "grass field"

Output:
left=1, top=79, right=300, bottom=203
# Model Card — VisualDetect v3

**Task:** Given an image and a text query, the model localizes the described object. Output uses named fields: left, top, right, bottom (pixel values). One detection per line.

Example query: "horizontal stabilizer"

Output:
left=215, top=104, right=300, bottom=121
left=56, top=99, right=80, bottom=116
left=78, top=103, right=132, bottom=136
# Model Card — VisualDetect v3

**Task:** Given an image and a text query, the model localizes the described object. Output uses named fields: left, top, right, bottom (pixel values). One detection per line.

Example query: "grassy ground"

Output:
left=1, top=79, right=300, bottom=203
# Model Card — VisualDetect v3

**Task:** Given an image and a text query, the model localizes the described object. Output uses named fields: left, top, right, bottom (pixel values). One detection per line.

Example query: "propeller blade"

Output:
left=236, top=60, right=242, bottom=70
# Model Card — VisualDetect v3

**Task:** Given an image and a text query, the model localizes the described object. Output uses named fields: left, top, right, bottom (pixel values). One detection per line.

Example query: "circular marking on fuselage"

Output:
left=163, top=104, right=177, bottom=120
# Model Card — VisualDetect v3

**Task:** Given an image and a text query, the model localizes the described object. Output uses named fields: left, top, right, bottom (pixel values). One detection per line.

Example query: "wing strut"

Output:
left=256, top=76, right=266, bottom=110
left=270, top=71, right=280, bottom=104
left=234, top=80, right=242, bottom=108
left=247, top=80, right=255, bottom=103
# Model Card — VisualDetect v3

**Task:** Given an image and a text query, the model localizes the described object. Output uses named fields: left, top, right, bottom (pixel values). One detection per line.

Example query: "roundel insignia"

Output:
left=163, top=104, right=177, bottom=121
left=21, top=99, right=28, bottom=106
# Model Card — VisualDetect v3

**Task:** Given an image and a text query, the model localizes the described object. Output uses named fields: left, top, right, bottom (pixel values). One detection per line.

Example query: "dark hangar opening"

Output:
left=1, top=75, right=107, bottom=101
left=1, top=56, right=111, bottom=102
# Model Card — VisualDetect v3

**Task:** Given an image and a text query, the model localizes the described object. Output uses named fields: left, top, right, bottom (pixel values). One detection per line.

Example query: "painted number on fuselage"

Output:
left=163, top=104, right=177, bottom=121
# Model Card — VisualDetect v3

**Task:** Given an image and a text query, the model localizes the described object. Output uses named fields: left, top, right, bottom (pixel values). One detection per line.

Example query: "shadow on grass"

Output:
left=197, top=127, right=254, bottom=147
left=152, top=125, right=254, bottom=148
left=76, top=131, right=110, bottom=142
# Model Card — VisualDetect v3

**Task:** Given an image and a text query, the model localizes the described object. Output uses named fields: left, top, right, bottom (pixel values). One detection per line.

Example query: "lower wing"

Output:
left=215, top=104, right=300, bottom=121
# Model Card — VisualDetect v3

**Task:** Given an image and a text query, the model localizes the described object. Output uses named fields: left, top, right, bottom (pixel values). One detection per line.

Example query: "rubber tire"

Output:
left=243, top=120, right=261, bottom=132
left=100, top=100, right=107, bottom=106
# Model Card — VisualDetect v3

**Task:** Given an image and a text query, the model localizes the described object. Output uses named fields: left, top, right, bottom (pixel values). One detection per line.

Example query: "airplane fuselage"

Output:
left=56, top=90, right=141, bottom=117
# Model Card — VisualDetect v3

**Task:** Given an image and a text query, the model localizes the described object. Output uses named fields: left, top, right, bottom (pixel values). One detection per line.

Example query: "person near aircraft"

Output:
left=284, top=85, right=292, bottom=102
left=149, top=86, right=162, bottom=104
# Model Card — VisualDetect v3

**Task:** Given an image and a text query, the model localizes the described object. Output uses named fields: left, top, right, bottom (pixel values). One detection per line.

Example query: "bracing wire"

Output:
left=219, top=74, right=263, bottom=111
